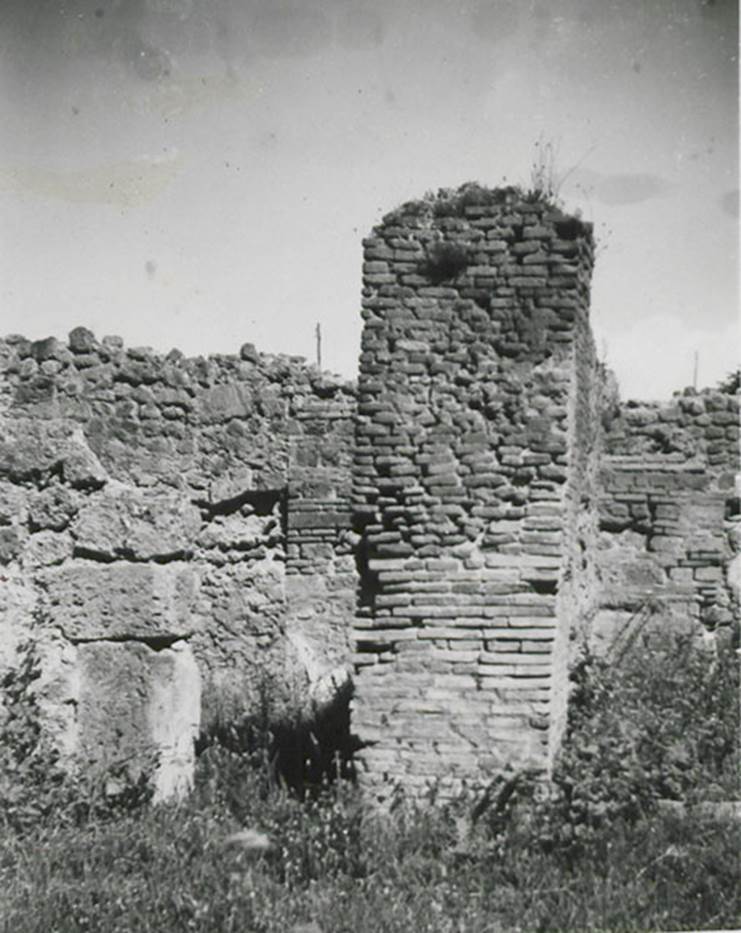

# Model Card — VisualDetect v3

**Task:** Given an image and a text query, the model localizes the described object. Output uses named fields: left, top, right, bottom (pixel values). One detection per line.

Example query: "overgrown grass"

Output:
left=0, top=632, right=738, bottom=932
left=1, top=774, right=738, bottom=932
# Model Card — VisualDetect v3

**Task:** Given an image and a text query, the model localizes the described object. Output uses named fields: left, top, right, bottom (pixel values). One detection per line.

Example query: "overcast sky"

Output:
left=0, top=0, right=737, bottom=400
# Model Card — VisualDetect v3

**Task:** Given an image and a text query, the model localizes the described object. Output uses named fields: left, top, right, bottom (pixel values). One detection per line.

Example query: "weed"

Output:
left=717, top=367, right=740, bottom=394
left=528, top=136, right=562, bottom=204
left=0, top=641, right=153, bottom=836
left=197, top=669, right=356, bottom=803
left=532, top=628, right=739, bottom=862
left=422, top=239, right=469, bottom=284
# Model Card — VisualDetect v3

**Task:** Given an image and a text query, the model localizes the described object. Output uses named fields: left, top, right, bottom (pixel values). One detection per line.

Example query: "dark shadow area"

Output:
left=195, top=676, right=360, bottom=799
left=195, top=487, right=285, bottom=521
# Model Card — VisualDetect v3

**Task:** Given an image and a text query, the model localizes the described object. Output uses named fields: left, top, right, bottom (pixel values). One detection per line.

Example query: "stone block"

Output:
left=62, top=430, right=109, bottom=489
left=290, top=510, right=349, bottom=530
left=0, top=526, right=24, bottom=564
left=0, top=574, right=36, bottom=677
left=42, top=562, right=198, bottom=640
left=23, top=530, right=72, bottom=568
left=31, top=336, right=61, bottom=361
left=694, top=566, right=723, bottom=583
left=68, top=327, right=97, bottom=353
left=72, top=487, right=201, bottom=560
left=0, top=419, right=107, bottom=488
left=29, top=484, right=81, bottom=532
left=648, top=535, right=685, bottom=553
left=0, top=482, right=28, bottom=525
left=239, top=342, right=259, bottom=363
left=0, top=419, right=68, bottom=482
left=197, top=383, right=255, bottom=421
left=13, top=374, right=59, bottom=415
left=76, top=639, right=200, bottom=801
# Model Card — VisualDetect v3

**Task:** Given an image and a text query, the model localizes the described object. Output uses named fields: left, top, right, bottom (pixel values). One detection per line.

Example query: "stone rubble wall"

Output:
left=0, top=329, right=356, bottom=797
left=595, top=389, right=740, bottom=649
left=351, top=187, right=599, bottom=798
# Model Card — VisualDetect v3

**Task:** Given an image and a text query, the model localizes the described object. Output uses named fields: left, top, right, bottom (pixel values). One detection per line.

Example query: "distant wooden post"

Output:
left=316, top=323, right=322, bottom=370
left=693, top=350, right=699, bottom=390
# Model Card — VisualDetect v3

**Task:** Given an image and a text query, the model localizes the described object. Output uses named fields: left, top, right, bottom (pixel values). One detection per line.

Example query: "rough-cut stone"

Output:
left=0, top=481, right=28, bottom=525
left=23, top=530, right=73, bottom=568
left=41, top=562, right=198, bottom=641
left=0, top=419, right=107, bottom=489
left=0, top=419, right=72, bottom=482
left=239, top=342, right=260, bottom=363
left=148, top=640, right=201, bottom=801
left=71, top=486, right=202, bottom=560
left=61, top=428, right=108, bottom=489
left=31, top=336, right=60, bottom=362
left=28, top=484, right=81, bottom=532
left=0, top=573, right=36, bottom=683
left=0, top=526, right=24, bottom=564
left=197, top=383, right=255, bottom=422
left=68, top=326, right=97, bottom=353
left=207, top=469, right=254, bottom=503
left=75, top=638, right=200, bottom=798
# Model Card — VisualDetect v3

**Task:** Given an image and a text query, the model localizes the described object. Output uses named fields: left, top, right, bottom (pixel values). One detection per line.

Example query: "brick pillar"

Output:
left=351, top=185, right=599, bottom=798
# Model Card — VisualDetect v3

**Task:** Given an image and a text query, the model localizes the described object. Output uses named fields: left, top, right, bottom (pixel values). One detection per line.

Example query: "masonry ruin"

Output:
left=0, top=329, right=357, bottom=798
left=0, top=184, right=738, bottom=800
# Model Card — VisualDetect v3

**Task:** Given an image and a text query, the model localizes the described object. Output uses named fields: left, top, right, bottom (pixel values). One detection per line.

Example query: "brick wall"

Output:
left=350, top=185, right=599, bottom=798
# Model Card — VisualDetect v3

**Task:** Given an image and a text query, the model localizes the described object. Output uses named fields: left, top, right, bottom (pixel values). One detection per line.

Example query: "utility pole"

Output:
left=693, top=350, right=699, bottom=391
left=315, top=323, right=322, bottom=370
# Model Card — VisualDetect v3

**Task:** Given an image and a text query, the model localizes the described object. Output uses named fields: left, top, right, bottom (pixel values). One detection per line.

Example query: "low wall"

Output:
left=595, top=388, right=739, bottom=649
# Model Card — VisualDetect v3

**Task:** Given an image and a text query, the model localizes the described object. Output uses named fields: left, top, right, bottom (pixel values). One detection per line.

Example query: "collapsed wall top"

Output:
left=0, top=327, right=355, bottom=496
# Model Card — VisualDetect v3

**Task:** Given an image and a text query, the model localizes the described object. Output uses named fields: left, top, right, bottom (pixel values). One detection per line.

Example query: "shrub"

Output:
left=196, top=671, right=356, bottom=807
left=0, top=641, right=153, bottom=835
left=422, top=239, right=469, bottom=284
left=534, top=626, right=739, bottom=859
left=0, top=640, right=80, bottom=834
left=717, top=368, right=740, bottom=394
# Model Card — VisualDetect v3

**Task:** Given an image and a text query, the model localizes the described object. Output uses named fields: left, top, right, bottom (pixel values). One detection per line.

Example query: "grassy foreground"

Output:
left=0, top=632, right=739, bottom=932
left=0, top=768, right=739, bottom=933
